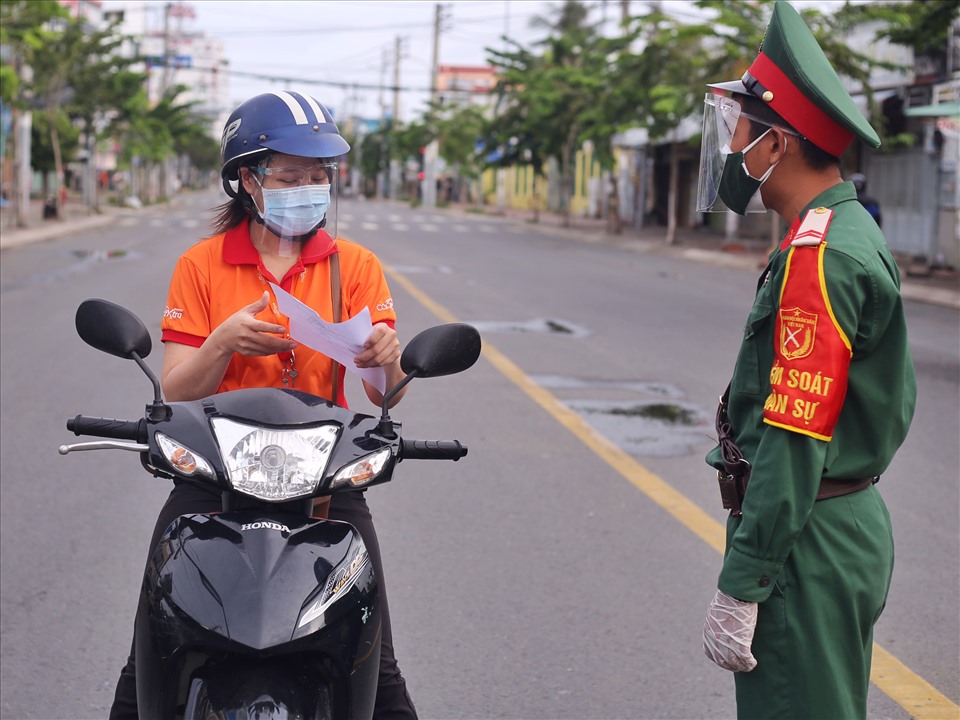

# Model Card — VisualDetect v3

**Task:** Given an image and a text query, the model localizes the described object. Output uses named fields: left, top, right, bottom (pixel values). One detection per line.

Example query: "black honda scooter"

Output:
left=59, top=299, right=480, bottom=720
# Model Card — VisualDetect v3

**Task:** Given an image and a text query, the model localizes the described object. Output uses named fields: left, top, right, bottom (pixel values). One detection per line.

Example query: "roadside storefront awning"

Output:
left=905, top=101, right=960, bottom=118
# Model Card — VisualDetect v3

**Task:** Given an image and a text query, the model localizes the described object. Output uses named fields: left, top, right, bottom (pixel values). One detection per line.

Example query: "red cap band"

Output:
left=748, top=52, right=854, bottom=157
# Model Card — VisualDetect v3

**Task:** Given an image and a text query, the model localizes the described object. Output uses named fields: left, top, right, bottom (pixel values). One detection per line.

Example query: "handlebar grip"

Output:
left=68, top=415, right=146, bottom=442
left=401, top=439, right=468, bottom=461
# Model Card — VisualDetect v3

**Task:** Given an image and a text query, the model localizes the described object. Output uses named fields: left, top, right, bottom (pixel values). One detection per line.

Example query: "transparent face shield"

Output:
left=697, top=93, right=796, bottom=214
left=249, top=161, right=339, bottom=256
left=697, top=93, right=739, bottom=213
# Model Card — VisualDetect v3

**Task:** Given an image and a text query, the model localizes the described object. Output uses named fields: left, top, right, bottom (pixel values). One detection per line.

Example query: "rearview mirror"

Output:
left=76, top=299, right=152, bottom=360
left=400, top=323, right=481, bottom=378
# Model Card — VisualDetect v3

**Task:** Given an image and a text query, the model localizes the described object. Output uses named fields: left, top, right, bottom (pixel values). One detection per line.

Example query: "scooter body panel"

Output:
left=135, top=512, right=380, bottom=719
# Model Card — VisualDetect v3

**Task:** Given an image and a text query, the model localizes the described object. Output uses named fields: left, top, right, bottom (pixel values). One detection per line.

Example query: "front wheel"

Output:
left=183, top=663, right=333, bottom=720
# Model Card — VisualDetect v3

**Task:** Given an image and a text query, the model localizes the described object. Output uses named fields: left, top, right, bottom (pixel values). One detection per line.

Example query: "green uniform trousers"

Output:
left=730, top=485, right=894, bottom=720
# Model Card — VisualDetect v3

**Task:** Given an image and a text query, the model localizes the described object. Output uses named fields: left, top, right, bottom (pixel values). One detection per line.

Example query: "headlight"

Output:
left=211, top=418, right=339, bottom=502
left=298, top=540, right=369, bottom=628
left=156, top=433, right=214, bottom=479
left=330, top=447, right=392, bottom=491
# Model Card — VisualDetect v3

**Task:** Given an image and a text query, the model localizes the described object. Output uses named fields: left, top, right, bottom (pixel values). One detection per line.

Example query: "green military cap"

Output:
left=709, top=0, right=880, bottom=156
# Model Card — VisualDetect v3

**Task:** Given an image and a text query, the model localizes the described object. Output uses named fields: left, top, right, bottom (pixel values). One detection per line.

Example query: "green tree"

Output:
left=358, top=124, right=389, bottom=198
left=617, top=6, right=714, bottom=242
left=107, top=85, right=214, bottom=201
left=438, top=104, right=488, bottom=204
left=489, top=0, right=639, bottom=225
left=23, top=15, right=134, bottom=191
left=0, top=0, right=68, bottom=225
left=62, top=27, right=145, bottom=207
left=0, top=0, right=67, bottom=105
left=487, top=0, right=614, bottom=225
left=420, top=100, right=489, bottom=204
left=693, top=0, right=916, bottom=149
left=485, top=37, right=551, bottom=219
left=29, top=108, right=79, bottom=192
left=850, top=0, right=960, bottom=69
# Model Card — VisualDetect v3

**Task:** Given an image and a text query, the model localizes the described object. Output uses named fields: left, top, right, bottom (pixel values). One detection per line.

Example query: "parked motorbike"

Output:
left=59, top=299, right=481, bottom=720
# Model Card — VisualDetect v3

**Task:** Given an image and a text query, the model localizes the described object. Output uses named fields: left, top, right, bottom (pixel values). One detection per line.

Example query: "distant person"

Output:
left=696, top=1, right=916, bottom=718
left=850, top=172, right=882, bottom=228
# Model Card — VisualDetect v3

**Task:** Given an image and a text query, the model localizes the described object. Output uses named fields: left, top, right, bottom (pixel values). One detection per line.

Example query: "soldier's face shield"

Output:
left=697, top=93, right=794, bottom=213
left=699, top=93, right=754, bottom=213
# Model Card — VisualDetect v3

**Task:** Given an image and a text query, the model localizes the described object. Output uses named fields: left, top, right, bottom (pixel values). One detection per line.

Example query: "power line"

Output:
left=222, top=66, right=437, bottom=94
left=212, top=11, right=542, bottom=36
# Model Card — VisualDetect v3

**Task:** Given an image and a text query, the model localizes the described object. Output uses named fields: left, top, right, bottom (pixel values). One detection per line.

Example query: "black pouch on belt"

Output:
left=715, top=385, right=750, bottom=517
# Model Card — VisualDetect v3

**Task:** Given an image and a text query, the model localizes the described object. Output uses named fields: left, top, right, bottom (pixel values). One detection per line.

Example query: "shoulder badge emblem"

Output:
left=779, top=307, right=817, bottom=360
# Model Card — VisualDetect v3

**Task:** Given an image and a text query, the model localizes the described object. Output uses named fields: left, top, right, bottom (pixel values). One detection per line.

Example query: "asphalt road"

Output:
left=1, top=189, right=957, bottom=719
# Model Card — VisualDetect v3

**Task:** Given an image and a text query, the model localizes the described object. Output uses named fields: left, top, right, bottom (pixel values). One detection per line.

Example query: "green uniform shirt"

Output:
left=707, top=181, right=916, bottom=603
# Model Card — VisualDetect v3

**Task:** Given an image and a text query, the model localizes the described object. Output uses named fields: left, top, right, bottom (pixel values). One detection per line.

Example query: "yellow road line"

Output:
left=385, top=265, right=960, bottom=719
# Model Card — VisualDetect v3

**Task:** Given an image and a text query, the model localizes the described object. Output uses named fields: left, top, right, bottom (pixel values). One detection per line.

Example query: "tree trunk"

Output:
left=88, top=119, right=101, bottom=213
left=561, top=142, right=573, bottom=228
left=666, top=141, right=679, bottom=245
left=48, top=107, right=63, bottom=203
left=607, top=175, right=622, bottom=235
left=531, top=171, right=540, bottom=223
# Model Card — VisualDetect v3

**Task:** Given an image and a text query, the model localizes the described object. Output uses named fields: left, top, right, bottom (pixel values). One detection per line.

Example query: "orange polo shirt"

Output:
left=160, top=223, right=396, bottom=407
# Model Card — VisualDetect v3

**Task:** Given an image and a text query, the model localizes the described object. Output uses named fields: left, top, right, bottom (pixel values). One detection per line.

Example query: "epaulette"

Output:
left=791, top=206, right=834, bottom=246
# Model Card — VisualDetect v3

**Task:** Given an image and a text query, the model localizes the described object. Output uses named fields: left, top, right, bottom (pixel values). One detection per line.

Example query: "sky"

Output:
left=100, top=0, right=708, bottom=123
left=172, top=0, right=578, bottom=122
left=97, top=0, right=843, bottom=125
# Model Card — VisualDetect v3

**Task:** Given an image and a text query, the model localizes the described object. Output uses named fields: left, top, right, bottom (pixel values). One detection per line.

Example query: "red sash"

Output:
left=763, top=209, right=852, bottom=441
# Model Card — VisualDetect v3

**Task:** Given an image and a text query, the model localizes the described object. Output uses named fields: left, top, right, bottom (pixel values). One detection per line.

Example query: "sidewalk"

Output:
left=0, top=196, right=120, bottom=250
left=445, top=201, right=960, bottom=311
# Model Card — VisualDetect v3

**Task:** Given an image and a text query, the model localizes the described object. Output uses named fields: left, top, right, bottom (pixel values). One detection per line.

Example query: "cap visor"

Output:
left=707, top=79, right=750, bottom=96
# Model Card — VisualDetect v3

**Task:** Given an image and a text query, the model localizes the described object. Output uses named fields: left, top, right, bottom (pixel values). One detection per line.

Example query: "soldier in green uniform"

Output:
left=696, top=2, right=917, bottom=718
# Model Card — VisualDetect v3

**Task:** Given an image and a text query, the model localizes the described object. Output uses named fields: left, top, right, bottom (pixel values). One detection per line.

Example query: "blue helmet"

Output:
left=220, top=91, right=351, bottom=198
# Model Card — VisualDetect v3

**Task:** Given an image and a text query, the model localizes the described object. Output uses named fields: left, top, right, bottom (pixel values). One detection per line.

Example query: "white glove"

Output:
left=703, top=589, right=759, bottom=672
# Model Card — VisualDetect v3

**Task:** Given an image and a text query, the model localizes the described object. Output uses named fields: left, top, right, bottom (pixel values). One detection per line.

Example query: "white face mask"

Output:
left=253, top=180, right=331, bottom=238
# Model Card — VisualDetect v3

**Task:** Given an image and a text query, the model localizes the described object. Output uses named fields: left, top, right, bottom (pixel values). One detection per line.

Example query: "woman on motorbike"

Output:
left=109, top=90, right=418, bottom=719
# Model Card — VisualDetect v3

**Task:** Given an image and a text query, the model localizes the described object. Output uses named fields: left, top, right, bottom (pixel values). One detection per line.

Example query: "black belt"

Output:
left=717, top=472, right=878, bottom=516
left=714, top=384, right=878, bottom=516
left=817, top=475, right=879, bottom=499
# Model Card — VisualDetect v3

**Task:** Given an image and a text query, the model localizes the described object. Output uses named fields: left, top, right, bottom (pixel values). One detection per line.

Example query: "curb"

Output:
left=0, top=212, right=116, bottom=250
left=900, top=282, right=960, bottom=310
left=487, top=210, right=960, bottom=312
left=2, top=197, right=957, bottom=311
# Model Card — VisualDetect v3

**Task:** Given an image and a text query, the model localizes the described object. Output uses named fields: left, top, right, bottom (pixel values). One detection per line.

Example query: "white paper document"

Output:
left=270, top=283, right=386, bottom=394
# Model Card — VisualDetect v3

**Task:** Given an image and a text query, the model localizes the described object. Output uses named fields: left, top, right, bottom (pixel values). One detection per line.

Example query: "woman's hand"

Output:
left=210, top=291, right=297, bottom=357
left=354, top=323, right=400, bottom=369
left=358, top=323, right=407, bottom=408
left=162, top=292, right=296, bottom=402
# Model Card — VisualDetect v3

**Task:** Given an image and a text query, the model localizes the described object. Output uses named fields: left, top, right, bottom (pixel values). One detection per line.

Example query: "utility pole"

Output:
left=392, top=36, right=402, bottom=125
left=389, top=35, right=404, bottom=200
left=161, top=2, right=173, bottom=95
left=430, top=3, right=443, bottom=103
left=379, top=46, right=388, bottom=125
left=10, top=59, right=33, bottom=229
left=423, top=4, right=450, bottom=208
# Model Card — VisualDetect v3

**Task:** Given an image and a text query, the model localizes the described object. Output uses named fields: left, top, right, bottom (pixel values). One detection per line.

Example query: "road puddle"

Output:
left=469, top=318, right=590, bottom=337
left=71, top=249, right=128, bottom=259
left=567, top=398, right=711, bottom=457
left=594, top=402, right=698, bottom=425
left=531, top=375, right=712, bottom=457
